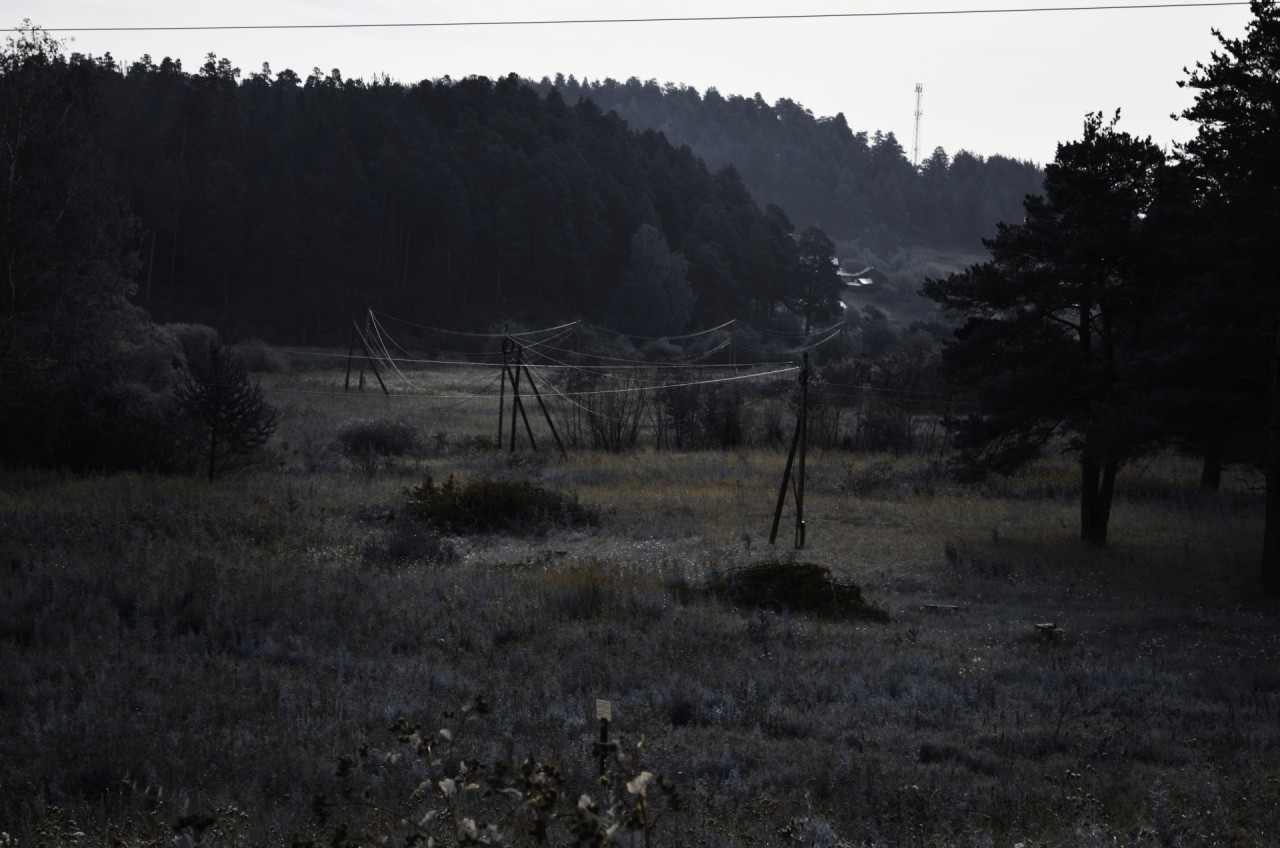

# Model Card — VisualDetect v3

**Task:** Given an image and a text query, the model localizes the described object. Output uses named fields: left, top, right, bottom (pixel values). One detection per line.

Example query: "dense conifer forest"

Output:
left=11, top=44, right=1044, bottom=344
left=538, top=75, right=1045, bottom=254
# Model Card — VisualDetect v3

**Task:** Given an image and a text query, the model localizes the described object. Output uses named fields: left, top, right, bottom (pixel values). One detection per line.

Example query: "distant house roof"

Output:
left=840, top=265, right=887, bottom=287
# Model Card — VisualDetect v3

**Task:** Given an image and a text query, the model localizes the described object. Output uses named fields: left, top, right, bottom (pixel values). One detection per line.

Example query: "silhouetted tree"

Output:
left=795, top=226, right=843, bottom=334
left=176, top=340, right=278, bottom=481
left=1177, top=0, right=1280, bottom=595
left=0, top=23, right=173, bottom=471
left=609, top=225, right=695, bottom=336
left=923, top=112, right=1167, bottom=546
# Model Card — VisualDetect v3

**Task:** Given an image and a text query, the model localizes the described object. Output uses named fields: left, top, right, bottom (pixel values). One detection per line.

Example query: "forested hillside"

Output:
left=1, top=25, right=1043, bottom=472
left=8, top=36, right=1049, bottom=346
left=37, top=54, right=858, bottom=342
left=538, top=75, right=1045, bottom=255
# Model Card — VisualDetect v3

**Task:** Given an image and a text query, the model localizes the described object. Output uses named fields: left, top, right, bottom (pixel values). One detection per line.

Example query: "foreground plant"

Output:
left=312, top=695, right=680, bottom=847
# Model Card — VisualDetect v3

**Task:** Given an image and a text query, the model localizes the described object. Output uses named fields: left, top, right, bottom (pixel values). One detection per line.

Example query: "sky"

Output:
left=6, top=1, right=1258, bottom=165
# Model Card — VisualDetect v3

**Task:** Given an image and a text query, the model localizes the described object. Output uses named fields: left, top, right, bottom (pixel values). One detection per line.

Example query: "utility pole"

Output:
left=499, top=336, right=567, bottom=458
left=345, top=315, right=389, bottom=396
left=912, top=83, right=924, bottom=167
left=769, top=353, right=809, bottom=549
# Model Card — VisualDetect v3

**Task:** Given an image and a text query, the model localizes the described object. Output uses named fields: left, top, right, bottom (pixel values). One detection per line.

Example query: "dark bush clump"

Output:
left=363, top=502, right=458, bottom=566
left=408, top=475, right=598, bottom=535
left=702, top=561, right=889, bottom=621
left=166, top=322, right=219, bottom=374
left=338, top=418, right=421, bottom=459
left=232, top=338, right=286, bottom=373
left=855, top=411, right=912, bottom=454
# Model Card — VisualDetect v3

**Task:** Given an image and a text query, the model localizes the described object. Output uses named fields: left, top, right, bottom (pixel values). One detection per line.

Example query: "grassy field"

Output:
left=2, top=366, right=1278, bottom=846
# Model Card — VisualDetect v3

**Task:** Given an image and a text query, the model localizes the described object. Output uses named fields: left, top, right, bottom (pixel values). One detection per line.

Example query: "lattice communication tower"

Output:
left=912, top=83, right=924, bottom=167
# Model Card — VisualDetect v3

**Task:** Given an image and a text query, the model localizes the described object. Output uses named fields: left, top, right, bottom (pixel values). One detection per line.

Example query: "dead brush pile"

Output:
left=701, top=560, right=890, bottom=622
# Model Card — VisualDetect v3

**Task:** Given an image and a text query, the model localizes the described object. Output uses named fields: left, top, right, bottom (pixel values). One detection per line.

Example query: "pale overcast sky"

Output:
left=7, top=1, right=1256, bottom=164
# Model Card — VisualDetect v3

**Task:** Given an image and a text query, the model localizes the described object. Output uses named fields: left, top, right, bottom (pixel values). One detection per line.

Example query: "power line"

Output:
left=24, top=3, right=1249, bottom=33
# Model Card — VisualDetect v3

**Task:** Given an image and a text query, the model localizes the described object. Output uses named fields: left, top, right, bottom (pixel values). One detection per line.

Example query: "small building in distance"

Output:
left=839, top=265, right=888, bottom=288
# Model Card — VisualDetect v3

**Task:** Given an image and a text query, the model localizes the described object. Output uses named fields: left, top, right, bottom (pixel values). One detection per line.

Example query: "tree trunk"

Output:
left=1081, top=459, right=1101, bottom=545
left=1080, top=455, right=1117, bottom=547
left=145, top=229, right=155, bottom=305
left=401, top=218, right=412, bottom=290
left=169, top=230, right=179, bottom=297
left=1098, top=459, right=1117, bottom=543
left=1200, top=453, right=1223, bottom=491
left=1261, top=322, right=1280, bottom=598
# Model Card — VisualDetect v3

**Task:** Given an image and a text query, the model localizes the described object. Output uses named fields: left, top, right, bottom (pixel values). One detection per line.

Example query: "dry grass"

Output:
left=1, top=368, right=1277, bottom=847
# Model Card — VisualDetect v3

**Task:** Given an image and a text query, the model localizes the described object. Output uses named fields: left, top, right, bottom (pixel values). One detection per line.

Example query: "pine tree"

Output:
left=608, top=225, right=695, bottom=337
left=922, top=113, right=1167, bottom=546
left=1178, top=0, right=1280, bottom=595
left=176, top=340, right=278, bottom=481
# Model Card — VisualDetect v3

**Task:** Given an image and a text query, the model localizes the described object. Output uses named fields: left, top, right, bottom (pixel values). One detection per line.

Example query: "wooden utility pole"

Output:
left=498, top=339, right=508, bottom=449
left=1262, top=321, right=1280, bottom=598
left=344, top=321, right=356, bottom=391
left=507, top=343, right=532, bottom=451
left=345, top=318, right=389, bottom=396
left=499, top=337, right=567, bottom=458
left=770, top=353, right=809, bottom=548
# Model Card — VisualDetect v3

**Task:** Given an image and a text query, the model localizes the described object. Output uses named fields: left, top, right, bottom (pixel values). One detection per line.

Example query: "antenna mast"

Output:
left=912, top=83, right=924, bottom=167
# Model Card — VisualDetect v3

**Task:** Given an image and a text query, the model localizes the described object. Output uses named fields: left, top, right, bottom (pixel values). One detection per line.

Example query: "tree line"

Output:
left=3, top=28, right=1044, bottom=349
left=537, top=75, right=1045, bottom=255
left=32, top=47, right=863, bottom=343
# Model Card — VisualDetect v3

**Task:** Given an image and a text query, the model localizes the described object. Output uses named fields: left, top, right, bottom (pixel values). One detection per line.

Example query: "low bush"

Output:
left=362, top=501, right=458, bottom=566
left=232, top=338, right=287, bottom=373
left=165, top=322, right=219, bottom=374
left=337, top=417, right=421, bottom=459
left=701, top=561, right=890, bottom=622
left=855, top=411, right=912, bottom=454
left=408, top=475, right=598, bottom=536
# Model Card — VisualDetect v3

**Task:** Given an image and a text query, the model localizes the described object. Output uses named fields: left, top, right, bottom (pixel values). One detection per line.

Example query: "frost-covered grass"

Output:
left=1, top=374, right=1277, bottom=846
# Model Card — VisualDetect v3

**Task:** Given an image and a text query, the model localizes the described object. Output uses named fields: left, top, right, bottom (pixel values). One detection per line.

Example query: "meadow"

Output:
left=1, top=361, right=1277, bottom=847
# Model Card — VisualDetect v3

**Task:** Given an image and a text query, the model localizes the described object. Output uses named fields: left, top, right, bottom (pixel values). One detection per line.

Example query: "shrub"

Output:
left=701, top=561, right=890, bottom=622
left=942, top=539, right=1016, bottom=581
left=656, top=382, right=745, bottom=450
left=408, top=475, right=598, bottom=536
left=232, top=337, right=286, bottom=373
left=362, top=501, right=458, bottom=566
left=69, top=378, right=196, bottom=473
left=1, top=310, right=197, bottom=474
left=841, top=458, right=893, bottom=497
left=855, top=411, right=911, bottom=454
left=700, top=385, right=744, bottom=449
left=337, top=418, right=421, bottom=459
left=165, top=322, right=219, bottom=374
